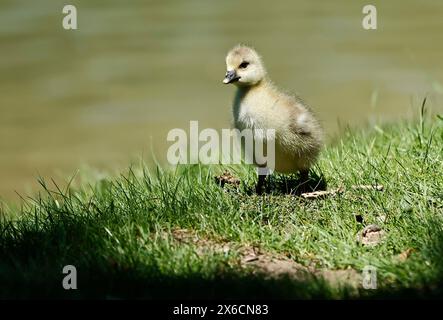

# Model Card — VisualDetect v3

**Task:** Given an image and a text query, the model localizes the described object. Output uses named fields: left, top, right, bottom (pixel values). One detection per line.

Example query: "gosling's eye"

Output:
left=239, top=61, right=249, bottom=69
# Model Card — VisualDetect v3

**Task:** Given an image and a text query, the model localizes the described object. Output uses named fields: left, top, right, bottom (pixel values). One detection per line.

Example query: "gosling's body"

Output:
left=224, top=45, right=323, bottom=176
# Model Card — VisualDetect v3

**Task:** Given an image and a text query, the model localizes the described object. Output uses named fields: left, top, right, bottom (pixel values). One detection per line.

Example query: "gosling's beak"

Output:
left=223, top=70, right=240, bottom=84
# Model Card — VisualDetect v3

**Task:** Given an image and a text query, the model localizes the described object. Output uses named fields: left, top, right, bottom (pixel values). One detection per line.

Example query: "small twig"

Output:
left=300, top=187, right=344, bottom=199
left=301, top=185, right=384, bottom=200
left=351, top=185, right=384, bottom=191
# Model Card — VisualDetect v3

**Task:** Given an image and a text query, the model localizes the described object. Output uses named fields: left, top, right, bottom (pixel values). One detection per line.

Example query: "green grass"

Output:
left=1, top=112, right=442, bottom=299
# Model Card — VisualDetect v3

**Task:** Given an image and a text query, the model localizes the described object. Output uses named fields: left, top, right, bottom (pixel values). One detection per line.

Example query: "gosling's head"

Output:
left=223, top=45, right=266, bottom=87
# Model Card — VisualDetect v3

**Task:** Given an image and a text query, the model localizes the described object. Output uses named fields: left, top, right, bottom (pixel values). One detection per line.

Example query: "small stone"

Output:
left=357, top=224, right=385, bottom=246
left=214, top=171, right=240, bottom=187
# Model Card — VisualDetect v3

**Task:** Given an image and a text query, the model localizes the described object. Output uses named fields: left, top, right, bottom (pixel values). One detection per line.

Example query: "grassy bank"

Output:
left=1, top=113, right=442, bottom=299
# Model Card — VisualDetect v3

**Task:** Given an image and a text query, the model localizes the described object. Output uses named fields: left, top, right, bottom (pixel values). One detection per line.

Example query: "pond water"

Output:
left=0, top=0, right=442, bottom=200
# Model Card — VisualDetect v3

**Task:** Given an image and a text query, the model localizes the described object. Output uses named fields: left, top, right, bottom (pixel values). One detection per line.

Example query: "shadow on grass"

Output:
left=0, top=220, right=443, bottom=299
left=0, top=209, right=342, bottom=299
left=0, top=261, right=353, bottom=299
left=267, top=170, right=328, bottom=195
left=1, top=200, right=443, bottom=299
left=0, top=221, right=343, bottom=299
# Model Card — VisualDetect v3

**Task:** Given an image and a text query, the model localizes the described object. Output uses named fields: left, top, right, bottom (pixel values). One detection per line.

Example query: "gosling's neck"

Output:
left=235, top=78, right=272, bottom=99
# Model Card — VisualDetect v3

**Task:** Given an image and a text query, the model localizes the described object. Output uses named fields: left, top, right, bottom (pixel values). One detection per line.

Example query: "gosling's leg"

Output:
left=256, top=173, right=267, bottom=195
left=298, top=169, right=310, bottom=194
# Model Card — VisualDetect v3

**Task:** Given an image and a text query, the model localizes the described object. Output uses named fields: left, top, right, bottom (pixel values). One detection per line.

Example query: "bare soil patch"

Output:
left=169, top=228, right=362, bottom=289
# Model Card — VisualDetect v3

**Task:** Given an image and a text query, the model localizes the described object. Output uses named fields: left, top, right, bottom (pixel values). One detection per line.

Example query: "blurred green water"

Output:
left=0, top=0, right=442, bottom=200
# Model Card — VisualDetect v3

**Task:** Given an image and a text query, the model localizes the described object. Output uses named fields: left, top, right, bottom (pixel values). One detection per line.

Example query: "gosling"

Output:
left=223, top=45, right=324, bottom=194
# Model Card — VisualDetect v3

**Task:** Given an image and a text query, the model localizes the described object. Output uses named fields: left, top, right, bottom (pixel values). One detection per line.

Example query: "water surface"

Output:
left=1, top=0, right=442, bottom=200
